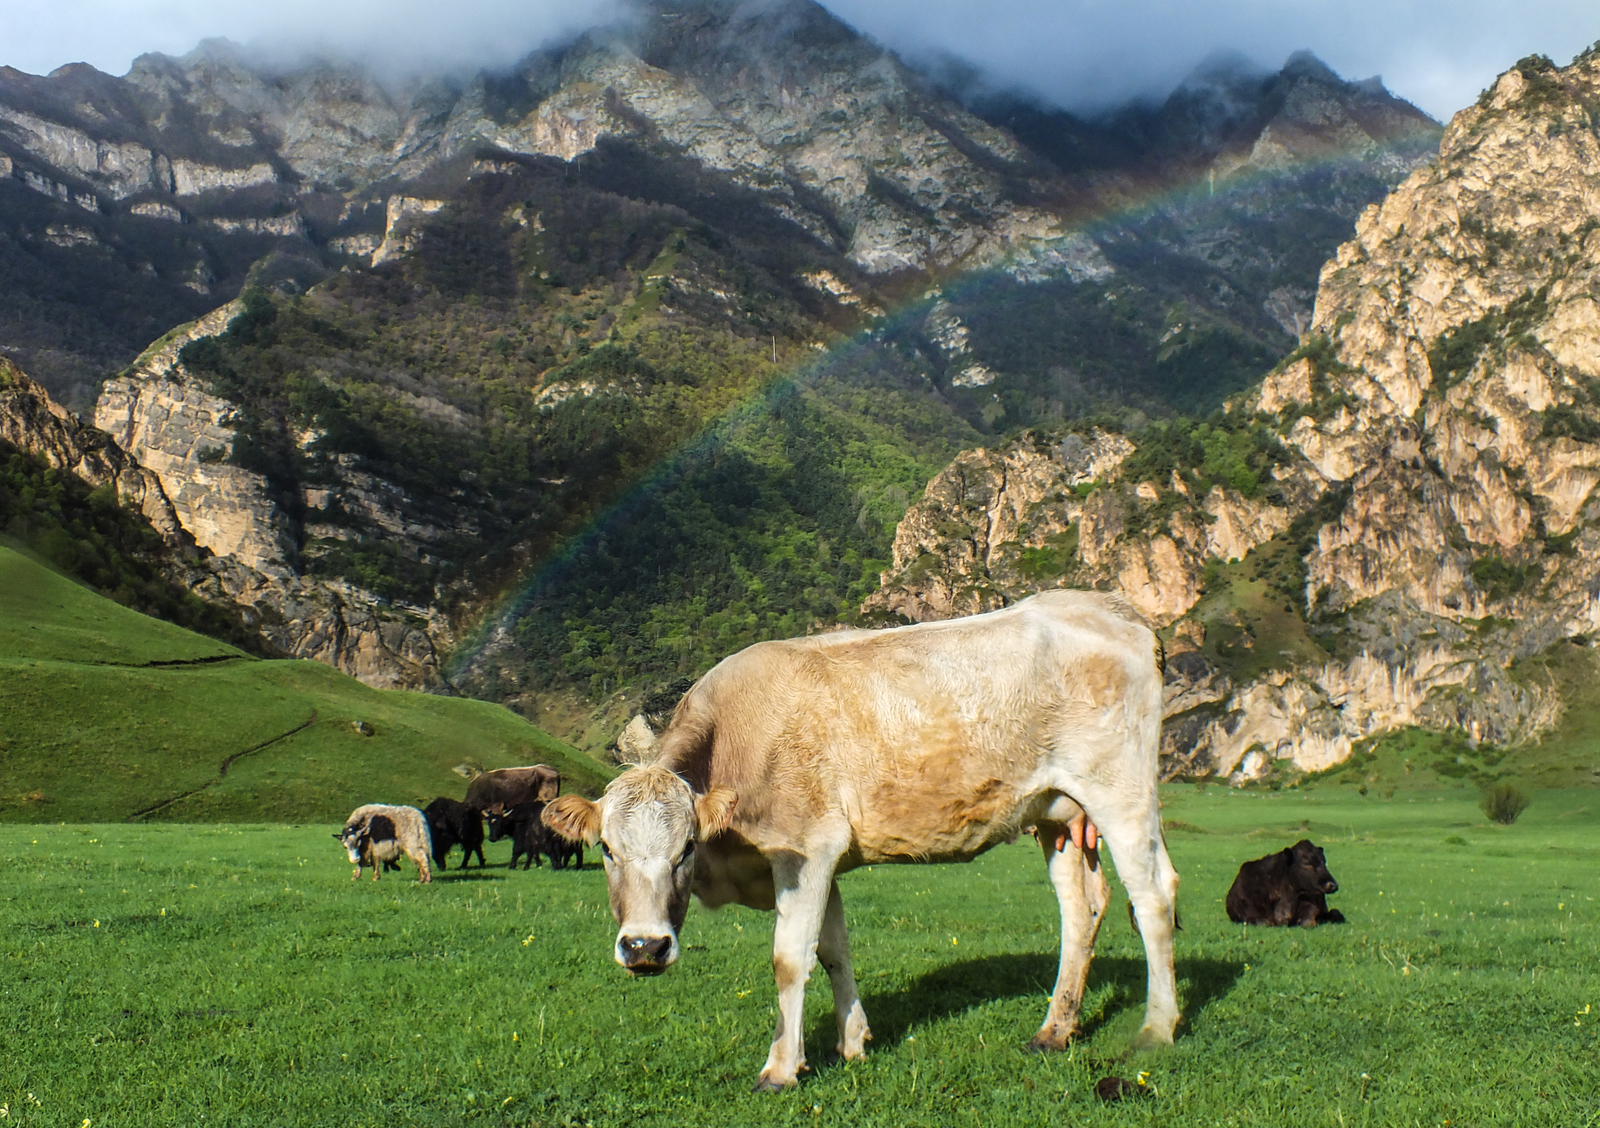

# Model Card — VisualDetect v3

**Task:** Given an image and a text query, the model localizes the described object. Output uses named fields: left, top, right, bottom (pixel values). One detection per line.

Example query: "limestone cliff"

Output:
left=85, top=305, right=453, bottom=690
left=870, top=49, right=1600, bottom=782
left=0, top=357, right=184, bottom=543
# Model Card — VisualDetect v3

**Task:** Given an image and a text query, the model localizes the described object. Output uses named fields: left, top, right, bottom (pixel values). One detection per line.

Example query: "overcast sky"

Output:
left=1, top=0, right=1596, bottom=121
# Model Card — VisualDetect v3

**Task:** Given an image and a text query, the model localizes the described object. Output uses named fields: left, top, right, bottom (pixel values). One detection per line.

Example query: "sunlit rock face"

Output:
left=85, top=301, right=454, bottom=690
left=871, top=50, right=1600, bottom=781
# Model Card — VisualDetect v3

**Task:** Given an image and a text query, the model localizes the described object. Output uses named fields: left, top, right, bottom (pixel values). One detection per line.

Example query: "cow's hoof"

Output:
left=1026, top=1031, right=1074, bottom=1054
left=1129, top=1024, right=1176, bottom=1052
left=752, top=1076, right=798, bottom=1093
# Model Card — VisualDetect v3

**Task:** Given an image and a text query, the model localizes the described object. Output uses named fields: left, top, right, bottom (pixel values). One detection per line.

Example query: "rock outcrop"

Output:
left=0, top=357, right=185, bottom=543
left=1, top=340, right=451, bottom=689
left=96, top=302, right=294, bottom=573
left=867, top=427, right=1288, bottom=629
left=82, top=303, right=453, bottom=690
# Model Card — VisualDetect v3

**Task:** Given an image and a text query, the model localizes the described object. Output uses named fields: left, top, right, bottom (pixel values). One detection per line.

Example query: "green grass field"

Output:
left=2, top=787, right=1594, bottom=1127
left=0, top=545, right=614, bottom=821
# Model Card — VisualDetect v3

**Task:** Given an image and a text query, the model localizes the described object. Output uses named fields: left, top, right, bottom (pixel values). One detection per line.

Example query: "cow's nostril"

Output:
left=620, top=935, right=673, bottom=967
left=1325, top=880, right=1338, bottom=893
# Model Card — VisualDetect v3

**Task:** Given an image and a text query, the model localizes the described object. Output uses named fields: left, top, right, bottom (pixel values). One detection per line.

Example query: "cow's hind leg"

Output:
left=755, top=846, right=841, bottom=1092
left=818, top=879, right=871, bottom=1063
left=1091, top=804, right=1180, bottom=1049
left=1028, top=826, right=1110, bottom=1051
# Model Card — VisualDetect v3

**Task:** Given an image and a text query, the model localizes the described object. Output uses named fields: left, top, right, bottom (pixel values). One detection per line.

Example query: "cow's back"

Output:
left=662, top=589, right=1161, bottom=864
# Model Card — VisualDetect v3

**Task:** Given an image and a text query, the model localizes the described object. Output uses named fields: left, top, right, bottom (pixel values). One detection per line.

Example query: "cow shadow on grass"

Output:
left=807, top=953, right=1243, bottom=1059
left=433, top=869, right=508, bottom=882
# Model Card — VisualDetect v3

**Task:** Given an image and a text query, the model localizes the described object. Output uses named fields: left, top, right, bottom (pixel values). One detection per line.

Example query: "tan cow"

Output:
left=544, top=589, right=1179, bottom=1091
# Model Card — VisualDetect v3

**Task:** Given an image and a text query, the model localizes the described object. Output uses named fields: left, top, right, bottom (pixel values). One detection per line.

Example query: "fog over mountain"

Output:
left=4, top=0, right=1596, bottom=120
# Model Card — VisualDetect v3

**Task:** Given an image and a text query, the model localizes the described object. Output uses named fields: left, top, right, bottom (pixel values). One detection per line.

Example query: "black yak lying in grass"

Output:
left=1226, top=839, right=1345, bottom=927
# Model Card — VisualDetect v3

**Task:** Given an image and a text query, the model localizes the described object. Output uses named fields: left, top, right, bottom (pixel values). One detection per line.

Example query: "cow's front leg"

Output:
left=818, top=879, right=870, bottom=1063
left=755, top=849, right=838, bottom=1092
left=1028, top=825, right=1109, bottom=1051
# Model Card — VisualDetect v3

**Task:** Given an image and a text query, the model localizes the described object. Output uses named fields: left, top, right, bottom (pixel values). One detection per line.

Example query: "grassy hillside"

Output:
left=1, top=787, right=1593, bottom=1125
left=0, top=546, right=613, bottom=822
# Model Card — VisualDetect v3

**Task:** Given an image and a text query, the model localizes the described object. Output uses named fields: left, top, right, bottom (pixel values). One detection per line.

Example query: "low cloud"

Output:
left=2, top=0, right=1596, bottom=120
left=826, top=0, right=1600, bottom=120
left=0, top=0, right=622, bottom=81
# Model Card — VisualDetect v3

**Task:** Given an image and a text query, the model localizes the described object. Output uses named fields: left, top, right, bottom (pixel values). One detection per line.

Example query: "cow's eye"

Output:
left=600, top=841, right=614, bottom=861
left=677, top=840, right=696, bottom=867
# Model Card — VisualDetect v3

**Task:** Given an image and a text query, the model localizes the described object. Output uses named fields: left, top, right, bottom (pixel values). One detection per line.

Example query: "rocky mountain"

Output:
left=0, top=0, right=1450, bottom=750
left=872, top=48, right=1600, bottom=786
left=0, top=0, right=1064, bottom=410
left=0, top=2, right=1435, bottom=413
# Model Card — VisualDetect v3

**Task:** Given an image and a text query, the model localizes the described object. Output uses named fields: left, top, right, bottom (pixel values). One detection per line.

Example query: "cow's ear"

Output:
left=543, top=795, right=602, bottom=844
left=694, top=788, right=738, bottom=839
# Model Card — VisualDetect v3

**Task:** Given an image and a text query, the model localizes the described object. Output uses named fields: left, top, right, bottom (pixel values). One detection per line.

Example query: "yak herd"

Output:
left=335, top=765, right=584, bottom=884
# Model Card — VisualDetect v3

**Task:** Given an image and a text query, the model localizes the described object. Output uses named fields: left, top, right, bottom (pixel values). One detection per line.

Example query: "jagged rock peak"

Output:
left=1278, top=50, right=1344, bottom=86
left=1173, top=49, right=1275, bottom=93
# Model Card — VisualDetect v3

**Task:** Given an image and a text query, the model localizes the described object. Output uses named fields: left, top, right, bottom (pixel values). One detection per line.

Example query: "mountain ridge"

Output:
left=0, top=9, right=1453, bottom=758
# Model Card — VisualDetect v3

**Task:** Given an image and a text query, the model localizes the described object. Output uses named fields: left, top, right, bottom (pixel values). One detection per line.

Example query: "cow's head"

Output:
left=1287, top=839, right=1339, bottom=895
left=336, top=824, right=367, bottom=865
left=484, top=809, right=511, bottom=843
left=542, top=766, right=736, bottom=976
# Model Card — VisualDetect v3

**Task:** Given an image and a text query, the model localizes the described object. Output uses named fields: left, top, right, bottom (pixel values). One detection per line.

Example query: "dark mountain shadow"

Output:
left=804, top=952, right=1244, bottom=1060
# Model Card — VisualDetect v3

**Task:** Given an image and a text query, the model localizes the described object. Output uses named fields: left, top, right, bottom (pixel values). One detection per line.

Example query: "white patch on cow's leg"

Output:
left=1093, top=805, right=1181, bottom=1048
left=1028, top=829, right=1109, bottom=1051
left=754, top=850, right=836, bottom=1092
left=817, top=880, right=870, bottom=1062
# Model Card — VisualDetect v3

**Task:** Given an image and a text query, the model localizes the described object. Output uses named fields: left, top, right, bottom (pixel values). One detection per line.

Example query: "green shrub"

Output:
left=1481, top=782, right=1529, bottom=825
left=1470, top=555, right=1530, bottom=601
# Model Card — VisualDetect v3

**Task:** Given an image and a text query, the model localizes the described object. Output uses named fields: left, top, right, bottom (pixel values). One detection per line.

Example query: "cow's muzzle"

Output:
left=616, top=934, right=675, bottom=975
left=1322, top=879, right=1339, bottom=893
